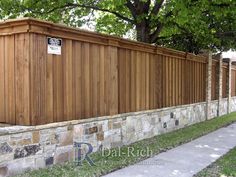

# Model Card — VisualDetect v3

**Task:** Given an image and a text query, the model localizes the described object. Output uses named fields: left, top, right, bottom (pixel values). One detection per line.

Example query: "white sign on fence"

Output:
left=47, top=37, right=62, bottom=55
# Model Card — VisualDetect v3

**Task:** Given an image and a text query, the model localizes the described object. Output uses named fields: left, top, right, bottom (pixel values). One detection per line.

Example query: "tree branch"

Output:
left=150, top=24, right=164, bottom=43
left=125, top=0, right=137, bottom=20
left=151, top=0, right=165, bottom=15
left=45, top=2, right=134, bottom=23
left=143, top=0, right=151, bottom=13
left=216, top=31, right=236, bottom=38
left=150, top=11, right=173, bottom=43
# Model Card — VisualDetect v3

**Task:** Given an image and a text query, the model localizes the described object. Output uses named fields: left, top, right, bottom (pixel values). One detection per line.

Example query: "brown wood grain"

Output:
left=15, top=34, right=31, bottom=125
left=0, top=19, right=213, bottom=125
left=0, top=37, right=5, bottom=123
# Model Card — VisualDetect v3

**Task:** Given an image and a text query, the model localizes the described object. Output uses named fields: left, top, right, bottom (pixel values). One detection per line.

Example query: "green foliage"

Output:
left=95, top=13, right=133, bottom=37
left=157, top=0, right=236, bottom=53
left=0, top=0, right=235, bottom=53
left=0, top=0, right=90, bottom=26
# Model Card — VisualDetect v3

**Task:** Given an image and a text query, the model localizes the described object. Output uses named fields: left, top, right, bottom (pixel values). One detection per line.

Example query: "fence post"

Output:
left=216, top=54, right=223, bottom=116
left=206, top=51, right=212, bottom=120
left=226, top=58, right=232, bottom=113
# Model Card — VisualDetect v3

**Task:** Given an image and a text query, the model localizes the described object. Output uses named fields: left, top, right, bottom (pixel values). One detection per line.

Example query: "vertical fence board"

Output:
left=118, top=48, right=126, bottom=113
left=125, top=50, right=131, bottom=112
left=0, top=37, right=5, bottom=123
left=4, top=36, right=16, bottom=124
left=222, top=65, right=228, bottom=98
left=104, top=46, right=110, bottom=115
left=15, top=34, right=30, bottom=125
left=99, top=46, right=106, bottom=116
left=81, top=43, right=90, bottom=118
left=73, top=41, right=82, bottom=119
left=45, top=49, right=54, bottom=123
left=109, top=46, right=118, bottom=115
left=145, top=53, right=150, bottom=109
left=54, top=47, right=64, bottom=123
left=30, top=34, right=47, bottom=125
left=91, top=44, right=99, bottom=117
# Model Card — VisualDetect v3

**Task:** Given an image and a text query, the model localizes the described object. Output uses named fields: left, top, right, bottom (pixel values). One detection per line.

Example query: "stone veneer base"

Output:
left=0, top=97, right=236, bottom=177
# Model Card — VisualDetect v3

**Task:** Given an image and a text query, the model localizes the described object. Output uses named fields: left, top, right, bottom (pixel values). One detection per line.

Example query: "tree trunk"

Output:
left=136, top=21, right=151, bottom=43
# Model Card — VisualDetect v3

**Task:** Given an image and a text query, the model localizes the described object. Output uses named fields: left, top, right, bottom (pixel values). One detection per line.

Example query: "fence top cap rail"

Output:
left=0, top=17, right=207, bottom=60
left=0, top=17, right=154, bottom=46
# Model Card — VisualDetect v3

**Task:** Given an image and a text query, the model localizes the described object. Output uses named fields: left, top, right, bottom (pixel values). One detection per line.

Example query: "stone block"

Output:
left=67, top=124, right=74, bottom=131
left=96, top=132, right=104, bottom=141
left=54, top=152, right=69, bottom=164
left=45, top=157, right=54, bottom=166
left=0, top=142, right=13, bottom=154
left=35, top=156, right=45, bottom=169
left=170, top=112, right=175, bottom=118
left=108, top=120, right=121, bottom=130
left=175, top=120, right=179, bottom=126
left=10, top=134, right=23, bottom=141
left=0, top=166, right=7, bottom=177
left=50, top=133, right=59, bottom=145
left=14, top=145, right=40, bottom=159
left=142, top=118, right=152, bottom=133
left=40, top=129, right=51, bottom=135
left=32, top=131, right=40, bottom=144
left=0, top=136, right=10, bottom=144
left=73, top=124, right=83, bottom=140
left=0, top=153, right=14, bottom=164
left=163, top=122, right=167, bottom=129
left=56, top=127, right=68, bottom=134
left=101, top=120, right=109, bottom=132
left=7, top=157, right=35, bottom=176
left=111, top=141, right=123, bottom=148
left=162, top=115, right=170, bottom=123
left=58, top=131, right=73, bottom=146
left=97, top=124, right=103, bottom=132
left=18, top=138, right=32, bottom=146
left=43, top=144, right=56, bottom=157
left=39, top=134, right=50, bottom=145
left=85, top=126, right=98, bottom=134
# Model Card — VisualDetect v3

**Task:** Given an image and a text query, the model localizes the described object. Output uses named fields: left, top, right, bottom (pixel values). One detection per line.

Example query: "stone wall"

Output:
left=210, top=98, right=229, bottom=119
left=231, top=97, right=236, bottom=112
left=210, top=100, right=218, bottom=119
left=1, top=97, right=235, bottom=177
left=220, top=98, right=229, bottom=116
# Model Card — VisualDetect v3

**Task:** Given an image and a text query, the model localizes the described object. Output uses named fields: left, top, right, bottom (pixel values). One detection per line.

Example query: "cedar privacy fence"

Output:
left=0, top=18, right=235, bottom=126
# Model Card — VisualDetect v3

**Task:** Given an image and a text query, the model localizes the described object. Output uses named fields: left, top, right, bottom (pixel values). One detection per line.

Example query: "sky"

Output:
left=223, top=50, right=236, bottom=60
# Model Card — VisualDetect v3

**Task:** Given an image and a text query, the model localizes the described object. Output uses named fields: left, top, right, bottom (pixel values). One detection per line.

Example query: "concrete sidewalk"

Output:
left=104, top=122, right=236, bottom=177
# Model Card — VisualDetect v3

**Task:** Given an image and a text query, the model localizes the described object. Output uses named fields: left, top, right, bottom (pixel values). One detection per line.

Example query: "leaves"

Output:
left=0, top=0, right=235, bottom=53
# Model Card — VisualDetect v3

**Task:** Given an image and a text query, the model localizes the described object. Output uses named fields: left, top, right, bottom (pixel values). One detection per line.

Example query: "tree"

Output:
left=0, top=0, right=235, bottom=53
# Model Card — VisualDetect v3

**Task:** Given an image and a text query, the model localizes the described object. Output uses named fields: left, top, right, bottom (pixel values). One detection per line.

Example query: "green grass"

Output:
left=16, top=112, right=236, bottom=177
left=195, top=147, right=236, bottom=177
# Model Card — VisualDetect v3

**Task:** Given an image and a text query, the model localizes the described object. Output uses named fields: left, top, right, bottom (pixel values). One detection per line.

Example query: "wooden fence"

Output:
left=232, top=65, right=236, bottom=97
left=211, top=59, right=218, bottom=100
left=0, top=18, right=233, bottom=125
left=118, top=49, right=207, bottom=113
left=211, top=59, right=230, bottom=100
left=222, top=63, right=228, bottom=98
